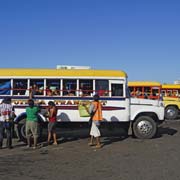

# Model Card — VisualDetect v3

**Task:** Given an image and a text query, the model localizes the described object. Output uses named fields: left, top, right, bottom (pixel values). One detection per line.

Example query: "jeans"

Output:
left=0, top=121, right=13, bottom=148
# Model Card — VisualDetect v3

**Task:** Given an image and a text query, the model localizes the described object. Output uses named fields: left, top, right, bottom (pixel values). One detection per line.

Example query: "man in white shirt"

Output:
left=0, top=97, right=15, bottom=149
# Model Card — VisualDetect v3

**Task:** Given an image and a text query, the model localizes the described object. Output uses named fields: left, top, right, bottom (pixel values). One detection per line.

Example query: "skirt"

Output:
left=90, top=121, right=101, bottom=138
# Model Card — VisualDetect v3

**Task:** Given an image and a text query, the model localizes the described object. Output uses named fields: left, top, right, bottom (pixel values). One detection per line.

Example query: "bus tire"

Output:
left=132, top=116, right=157, bottom=139
left=165, top=106, right=178, bottom=120
left=19, top=123, right=27, bottom=142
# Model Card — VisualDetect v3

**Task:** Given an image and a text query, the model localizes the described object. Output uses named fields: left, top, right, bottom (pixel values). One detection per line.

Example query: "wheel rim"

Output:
left=137, top=120, right=153, bottom=135
left=166, top=108, right=176, bottom=118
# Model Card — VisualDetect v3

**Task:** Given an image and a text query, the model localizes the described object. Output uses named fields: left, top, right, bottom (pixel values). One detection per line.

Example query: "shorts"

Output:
left=48, top=122, right=56, bottom=133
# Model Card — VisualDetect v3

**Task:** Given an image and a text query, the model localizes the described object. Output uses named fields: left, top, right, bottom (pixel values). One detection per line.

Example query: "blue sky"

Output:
left=0, top=0, right=179, bottom=84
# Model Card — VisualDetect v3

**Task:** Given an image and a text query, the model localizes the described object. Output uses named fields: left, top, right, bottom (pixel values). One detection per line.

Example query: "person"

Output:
left=47, top=101, right=58, bottom=145
left=88, top=94, right=103, bottom=149
left=0, top=97, right=15, bottom=149
left=25, top=99, right=39, bottom=149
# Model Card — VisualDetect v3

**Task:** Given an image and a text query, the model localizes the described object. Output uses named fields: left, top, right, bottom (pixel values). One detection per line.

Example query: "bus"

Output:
left=0, top=67, right=164, bottom=139
left=128, top=81, right=161, bottom=100
left=128, top=81, right=180, bottom=120
left=161, top=84, right=180, bottom=119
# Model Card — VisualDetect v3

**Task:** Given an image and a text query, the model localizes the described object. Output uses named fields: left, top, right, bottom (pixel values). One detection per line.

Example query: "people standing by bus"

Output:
left=88, top=94, right=103, bottom=149
left=0, top=97, right=15, bottom=149
left=25, top=99, right=40, bottom=149
left=47, top=101, right=58, bottom=145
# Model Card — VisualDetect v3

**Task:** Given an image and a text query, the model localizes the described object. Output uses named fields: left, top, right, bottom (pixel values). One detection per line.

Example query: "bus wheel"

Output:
left=19, top=123, right=26, bottom=142
left=165, top=106, right=178, bottom=120
left=132, top=116, right=157, bottom=139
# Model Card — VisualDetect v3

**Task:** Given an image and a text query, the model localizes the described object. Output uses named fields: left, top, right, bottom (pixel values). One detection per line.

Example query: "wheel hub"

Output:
left=137, top=121, right=153, bottom=135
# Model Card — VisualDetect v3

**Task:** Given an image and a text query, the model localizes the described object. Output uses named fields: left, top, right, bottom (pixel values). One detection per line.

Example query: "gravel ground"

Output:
left=0, top=120, right=180, bottom=180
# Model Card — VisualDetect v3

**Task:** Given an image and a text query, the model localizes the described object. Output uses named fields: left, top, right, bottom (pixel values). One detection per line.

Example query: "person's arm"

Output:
left=49, top=106, right=56, bottom=118
left=89, top=103, right=95, bottom=114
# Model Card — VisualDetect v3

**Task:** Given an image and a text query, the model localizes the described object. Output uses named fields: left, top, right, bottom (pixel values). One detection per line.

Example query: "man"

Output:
left=26, top=99, right=39, bottom=149
left=0, top=97, right=15, bottom=149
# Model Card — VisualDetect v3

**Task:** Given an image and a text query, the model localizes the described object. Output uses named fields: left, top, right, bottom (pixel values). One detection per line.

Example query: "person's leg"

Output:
left=52, top=123, right=57, bottom=145
left=95, top=137, right=102, bottom=148
left=31, top=121, right=38, bottom=148
left=6, top=122, right=13, bottom=148
left=52, top=132, right=57, bottom=145
left=47, top=132, right=51, bottom=144
left=89, top=122, right=96, bottom=146
left=88, top=136, right=94, bottom=146
left=47, top=123, right=52, bottom=144
left=26, top=121, right=31, bottom=147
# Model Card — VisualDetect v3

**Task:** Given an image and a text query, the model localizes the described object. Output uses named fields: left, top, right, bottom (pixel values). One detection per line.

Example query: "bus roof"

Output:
left=162, top=84, right=180, bottom=89
left=128, top=81, right=161, bottom=86
left=0, top=68, right=127, bottom=78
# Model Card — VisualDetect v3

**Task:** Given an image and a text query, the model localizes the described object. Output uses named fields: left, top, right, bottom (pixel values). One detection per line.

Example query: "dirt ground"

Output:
left=0, top=120, right=180, bottom=180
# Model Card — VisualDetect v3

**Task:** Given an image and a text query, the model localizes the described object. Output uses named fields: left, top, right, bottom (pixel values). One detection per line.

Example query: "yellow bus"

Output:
left=0, top=67, right=164, bottom=139
left=128, top=81, right=180, bottom=120
left=161, top=84, right=180, bottom=119
left=128, top=81, right=161, bottom=100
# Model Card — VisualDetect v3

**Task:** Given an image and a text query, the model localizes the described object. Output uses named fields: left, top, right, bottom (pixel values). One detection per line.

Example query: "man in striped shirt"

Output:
left=0, top=97, right=15, bottom=149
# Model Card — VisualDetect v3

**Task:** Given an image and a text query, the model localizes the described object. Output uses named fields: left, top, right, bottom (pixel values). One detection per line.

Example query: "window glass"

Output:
left=63, top=79, right=77, bottom=96
left=79, top=79, right=93, bottom=96
left=46, top=79, right=60, bottom=96
left=95, top=80, right=109, bottom=96
left=111, top=84, right=123, bottom=96
left=30, top=79, right=44, bottom=95
left=13, top=79, right=27, bottom=95
left=0, top=79, right=11, bottom=95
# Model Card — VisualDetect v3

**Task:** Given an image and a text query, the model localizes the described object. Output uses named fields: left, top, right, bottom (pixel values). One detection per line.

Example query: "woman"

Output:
left=47, top=101, right=58, bottom=145
left=88, top=94, right=103, bottom=148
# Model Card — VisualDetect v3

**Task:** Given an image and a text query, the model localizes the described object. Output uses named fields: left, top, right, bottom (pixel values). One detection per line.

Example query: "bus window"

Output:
left=95, top=80, right=109, bottom=96
left=129, top=87, right=134, bottom=96
left=46, top=79, right=60, bottom=96
left=0, top=79, right=11, bottom=95
left=167, top=90, right=172, bottom=97
left=151, top=87, right=159, bottom=99
left=30, top=79, right=44, bottom=96
left=111, top=84, right=123, bottom=96
left=135, top=87, right=142, bottom=97
left=79, top=79, right=93, bottom=96
left=13, top=79, right=27, bottom=95
left=144, top=87, right=151, bottom=99
left=63, top=79, right=77, bottom=96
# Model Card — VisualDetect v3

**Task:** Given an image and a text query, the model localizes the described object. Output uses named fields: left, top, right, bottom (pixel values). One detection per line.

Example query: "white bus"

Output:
left=0, top=67, right=164, bottom=139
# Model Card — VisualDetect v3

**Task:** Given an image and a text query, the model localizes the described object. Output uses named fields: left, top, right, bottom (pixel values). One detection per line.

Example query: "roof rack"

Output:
left=56, top=65, right=91, bottom=70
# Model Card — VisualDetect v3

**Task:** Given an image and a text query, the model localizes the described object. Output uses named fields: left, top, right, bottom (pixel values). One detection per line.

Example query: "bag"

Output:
left=78, top=104, right=90, bottom=117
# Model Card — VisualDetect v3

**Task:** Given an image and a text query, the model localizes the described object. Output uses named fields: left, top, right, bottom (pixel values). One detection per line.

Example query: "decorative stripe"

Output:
left=0, top=95, right=126, bottom=101
left=13, top=105, right=125, bottom=111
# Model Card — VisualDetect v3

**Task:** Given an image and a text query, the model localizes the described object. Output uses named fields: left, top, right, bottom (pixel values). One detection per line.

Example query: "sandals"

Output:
left=88, top=142, right=94, bottom=146
left=94, top=144, right=103, bottom=149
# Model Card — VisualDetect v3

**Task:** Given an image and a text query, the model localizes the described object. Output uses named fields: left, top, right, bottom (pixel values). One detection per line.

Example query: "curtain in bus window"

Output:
left=0, top=81, right=11, bottom=95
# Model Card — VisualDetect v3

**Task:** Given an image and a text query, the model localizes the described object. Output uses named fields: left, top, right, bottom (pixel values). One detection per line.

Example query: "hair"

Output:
left=48, top=101, right=55, bottom=106
left=93, top=94, right=100, bottom=101
left=28, top=99, right=34, bottom=107
left=2, top=97, right=12, bottom=104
